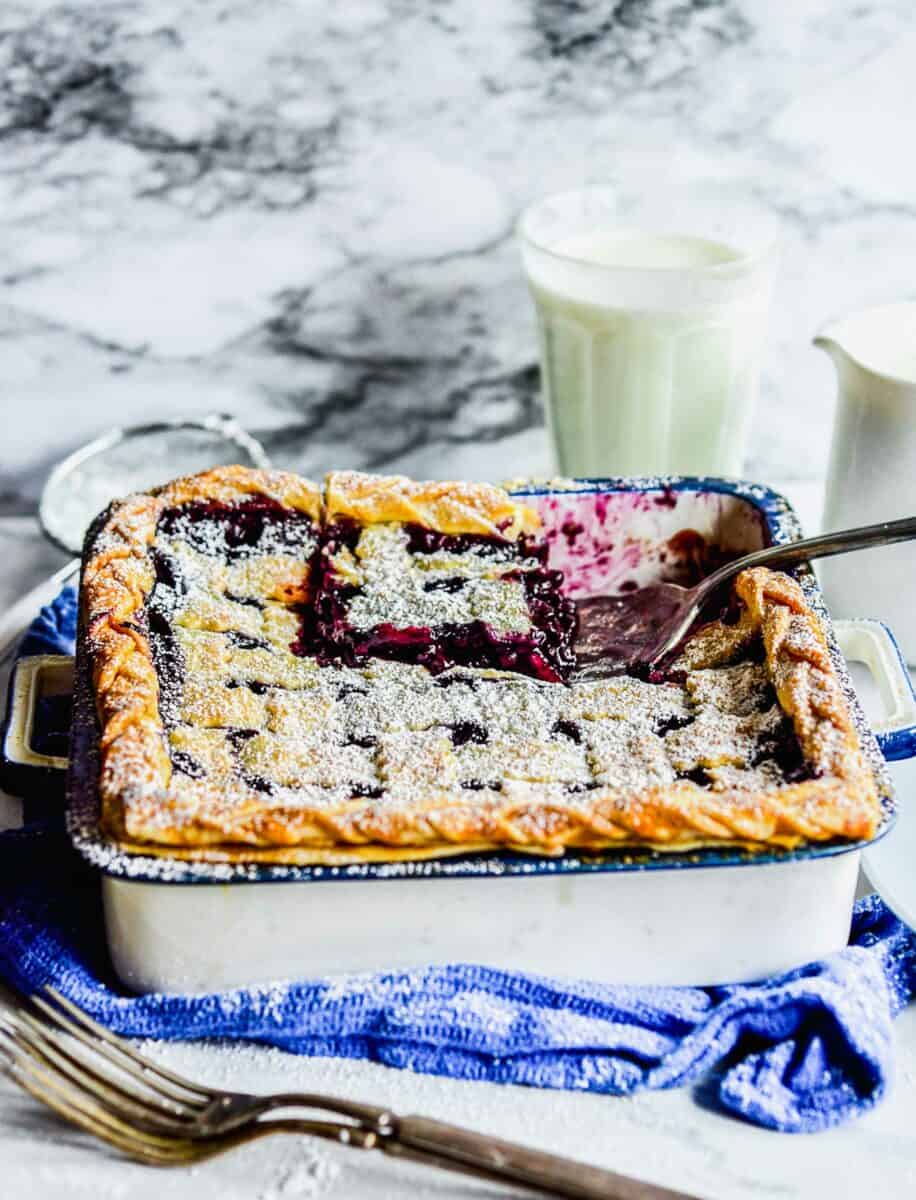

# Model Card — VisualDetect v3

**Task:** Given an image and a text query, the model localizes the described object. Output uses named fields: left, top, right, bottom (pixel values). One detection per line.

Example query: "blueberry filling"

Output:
left=226, top=592, right=265, bottom=609
left=314, top=522, right=577, bottom=682
left=423, top=577, right=466, bottom=593
left=552, top=720, right=582, bottom=743
left=350, top=783, right=384, bottom=799
left=404, top=525, right=526, bottom=558
left=655, top=714, right=693, bottom=737
left=151, top=547, right=184, bottom=593
left=450, top=722, right=489, bottom=747
left=678, top=767, right=711, bottom=787
left=319, top=617, right=575, bottom=683
left=243, top=773, right=276, bottom=794
left=171, top=750, right=206, bottom=779
left=461, top=779, right=503, bottom=791
left=227, top=631, right=270, bottom=651
left=158, top=498, right=316, bottom=559
left=432, top=673, right=479, bottom=689
left=147, top=608, right=181, bottom=726
left=758, top=683, right=778, bottom=712
left=225, top=728, right=258, bottom=748
left=752, top=721, right=811, bottom=783
left=227, top=679, right=270, bottom=694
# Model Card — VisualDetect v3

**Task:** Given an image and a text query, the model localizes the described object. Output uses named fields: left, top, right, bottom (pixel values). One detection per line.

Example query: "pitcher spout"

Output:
left=812, top=330, right=842, bottom=360
left=813, top=302, right=916, bottom=387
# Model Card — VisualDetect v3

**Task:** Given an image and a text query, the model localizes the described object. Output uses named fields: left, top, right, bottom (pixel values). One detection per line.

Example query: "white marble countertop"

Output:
left=2, top=0, right=916, bottom=511
left=3, top=0, right=916, bottom=1195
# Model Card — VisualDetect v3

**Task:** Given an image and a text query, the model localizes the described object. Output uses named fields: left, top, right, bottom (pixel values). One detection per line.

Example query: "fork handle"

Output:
left=384, top=1114, right=700, bottom=1200
left=698, top=515, right=916, bottom=599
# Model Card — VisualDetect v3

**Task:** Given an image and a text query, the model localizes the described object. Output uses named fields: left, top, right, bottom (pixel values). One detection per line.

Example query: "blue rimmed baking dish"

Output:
left=4, top=476, right=916, bottom=993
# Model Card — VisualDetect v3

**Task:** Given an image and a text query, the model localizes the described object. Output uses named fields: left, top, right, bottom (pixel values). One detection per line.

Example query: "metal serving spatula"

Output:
left=574, top=515, right=916, bottom=679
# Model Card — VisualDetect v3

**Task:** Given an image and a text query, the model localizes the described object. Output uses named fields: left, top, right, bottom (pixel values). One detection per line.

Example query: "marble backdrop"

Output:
left=1, top=0, right=914, bottom=514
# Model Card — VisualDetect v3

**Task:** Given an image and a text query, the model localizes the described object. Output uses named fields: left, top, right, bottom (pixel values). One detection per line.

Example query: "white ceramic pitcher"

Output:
left=814, top=301, right=916, bottom=664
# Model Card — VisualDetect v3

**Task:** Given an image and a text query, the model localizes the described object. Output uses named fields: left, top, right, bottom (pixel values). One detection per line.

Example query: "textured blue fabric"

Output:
left=2, top=588, right=914, bottom=1133
left=18, top=584, right=77, bottom=658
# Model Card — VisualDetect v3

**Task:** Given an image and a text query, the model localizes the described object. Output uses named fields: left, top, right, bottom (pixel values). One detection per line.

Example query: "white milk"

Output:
left=520, top=219, right=775, bottom=478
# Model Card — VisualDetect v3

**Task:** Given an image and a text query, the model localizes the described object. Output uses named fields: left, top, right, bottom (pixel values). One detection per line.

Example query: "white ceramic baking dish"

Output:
left=6, top=477, right=916, bottom=994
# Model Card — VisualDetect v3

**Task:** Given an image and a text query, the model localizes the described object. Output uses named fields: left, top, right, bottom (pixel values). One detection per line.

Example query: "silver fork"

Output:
left=575, top=514, right=916, bottom=678
left=0, top=987, right=699, bottom=1199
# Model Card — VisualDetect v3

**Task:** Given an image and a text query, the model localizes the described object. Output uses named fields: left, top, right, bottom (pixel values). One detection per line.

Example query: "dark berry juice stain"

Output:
left=560, top=519, right=584, bottom=546
left=575, top=586, right=684, bottom=671
left=573, top=523, right=764, bottom=674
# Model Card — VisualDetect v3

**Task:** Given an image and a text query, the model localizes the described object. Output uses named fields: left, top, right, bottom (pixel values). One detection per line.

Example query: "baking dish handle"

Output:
left=1, top=655, right=74, bottom=797
left=833, top=618, right=916, bottom=762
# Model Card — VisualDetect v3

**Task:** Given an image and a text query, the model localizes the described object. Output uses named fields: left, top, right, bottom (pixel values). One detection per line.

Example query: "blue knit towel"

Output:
left=1, top=586, right=914, bottom=1134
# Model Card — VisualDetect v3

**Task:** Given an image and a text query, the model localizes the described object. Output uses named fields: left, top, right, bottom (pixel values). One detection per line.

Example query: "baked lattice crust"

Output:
left=79, top=467, right=880, bottom=865
left=325, top=470, right=540, bottom=538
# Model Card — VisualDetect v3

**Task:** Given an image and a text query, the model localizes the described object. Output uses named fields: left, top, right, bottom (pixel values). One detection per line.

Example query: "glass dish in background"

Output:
left=38, top=414, right=271, bottom=554
left=518, top=187, right=778, bottom=478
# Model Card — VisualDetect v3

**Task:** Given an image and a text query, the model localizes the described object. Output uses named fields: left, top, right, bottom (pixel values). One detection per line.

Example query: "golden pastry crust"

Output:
left=80, top=467, right=881, bottom=865
left=325, top=470, right=540, bottom=538
left=734, top=568, right=867, bottom=780
left=81, top=466, right=321, bottom=825
left=161, top=465, right=322, bottom=518
left=109, top=775, right=876, bottom=864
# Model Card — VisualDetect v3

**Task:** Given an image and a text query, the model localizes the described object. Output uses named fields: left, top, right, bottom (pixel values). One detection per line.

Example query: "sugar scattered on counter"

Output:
left=257, top=1143, right=340, bottom=1200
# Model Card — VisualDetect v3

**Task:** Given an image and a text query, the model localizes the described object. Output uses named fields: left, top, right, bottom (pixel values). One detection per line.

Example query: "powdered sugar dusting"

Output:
left=67, top=477, right=895, bottom=885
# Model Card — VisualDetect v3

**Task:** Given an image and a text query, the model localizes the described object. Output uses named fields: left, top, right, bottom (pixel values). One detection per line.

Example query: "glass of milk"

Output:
left=518, top=188, right=778, bottom=477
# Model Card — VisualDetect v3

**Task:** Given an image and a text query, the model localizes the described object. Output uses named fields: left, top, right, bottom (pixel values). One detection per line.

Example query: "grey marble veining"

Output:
left=3, top=1, right=916, bottom=514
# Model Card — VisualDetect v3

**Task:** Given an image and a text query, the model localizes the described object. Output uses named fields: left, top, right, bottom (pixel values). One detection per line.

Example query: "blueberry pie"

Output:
left=79, top=466, right=880, bottom=864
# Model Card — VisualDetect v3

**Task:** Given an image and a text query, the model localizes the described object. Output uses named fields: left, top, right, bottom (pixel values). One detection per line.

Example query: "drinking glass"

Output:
left=518, top=188, right=778, bottom=477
